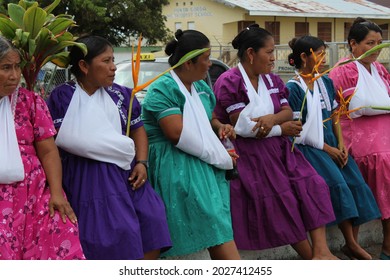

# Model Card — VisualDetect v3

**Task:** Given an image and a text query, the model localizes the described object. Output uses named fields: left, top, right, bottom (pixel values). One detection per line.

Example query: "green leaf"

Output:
left=14, top=28, right=29, bottom=48
left=46, top=17, right=75, bottom=35
left=175, top=48, right=210, bottom=67
left=368, top=106, right=390, bottom=111
left=18, top=1, right=38, bottom=10
left=356, top=43, right=390, bottom=60
left=41, top=41, right=87, bottom=66
left=41, top=51, right=69, bottom=68
left=8, top=3, right=25, bottom=27
left=28, top=38, right=36, bottom=57
left=34, top=27, right=53, bottom=53
left=43, top=0, right=60, bottom=14
left=23, top=6, right=47, bottom=39
left=0, top=18, right=18, bottom=39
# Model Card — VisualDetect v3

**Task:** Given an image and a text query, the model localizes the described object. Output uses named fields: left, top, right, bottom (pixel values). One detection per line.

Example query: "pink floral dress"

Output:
left=0, top=88, right=85, bottom=259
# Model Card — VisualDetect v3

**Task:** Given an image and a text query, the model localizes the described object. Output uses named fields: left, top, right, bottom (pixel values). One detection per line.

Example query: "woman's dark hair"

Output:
left=165, top=29, right=210, bottom=66
left=69, top=35, right=113, bottom=78
left=231, top=23, right=273, bottom=61
left=347, top=17, right=382, bottom=52
left=288, top=36, right=326, bottom=69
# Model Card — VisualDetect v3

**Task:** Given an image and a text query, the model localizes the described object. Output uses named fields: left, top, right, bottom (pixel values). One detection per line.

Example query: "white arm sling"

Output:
left=349, top=61, right=390, bottom=118
left=291, top=75, right=324, bottom=149
left=234, top=63, right=281, bottom=138
left=55, top=83, right=135, bottom=170
left=0, top=91, right=25, bottom=184
left=171, top=71, right=233, bottom=170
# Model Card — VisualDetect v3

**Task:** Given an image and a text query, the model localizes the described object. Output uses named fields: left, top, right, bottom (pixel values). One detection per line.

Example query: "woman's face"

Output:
left=252, top=36, right=275, bottom=75
left=351, top=30, right=383, bottom=65
left=83, top=46, right=116, bottom=88
left=0, top=50, right=21, bottom=98
left=305, top=46, right=326, bottom=73
left=190, top=47, right=212, bottom=82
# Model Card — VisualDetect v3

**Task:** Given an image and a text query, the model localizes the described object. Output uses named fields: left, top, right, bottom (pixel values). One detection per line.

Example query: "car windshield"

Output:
left=114, top=61, right=170, bottom=89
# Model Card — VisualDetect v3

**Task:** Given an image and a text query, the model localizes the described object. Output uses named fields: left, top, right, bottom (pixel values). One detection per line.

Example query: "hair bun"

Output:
left=288, top=38, right=297, bottom=49
left=175, top=29, right=184, bottom=41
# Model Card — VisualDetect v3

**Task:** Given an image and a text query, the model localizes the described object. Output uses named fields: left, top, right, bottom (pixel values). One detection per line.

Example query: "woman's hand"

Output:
left=129, top=163, right=148, bottom=190
left=49, top=193, right=77, bottom=224
left=227, top=150, right=239, bottom=165
left=338, top=144, right=349, bottom=167
left=218, top=124, right=236, bottom=140
left=251, top=114, right=276, bottom=138
left=324, top=144, right=348, bottom=168
left=280, top=120, right=302, bottom=137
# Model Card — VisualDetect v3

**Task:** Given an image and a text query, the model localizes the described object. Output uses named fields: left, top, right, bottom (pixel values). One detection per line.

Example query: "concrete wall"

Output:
left=164, top=220, right=383, bottom=260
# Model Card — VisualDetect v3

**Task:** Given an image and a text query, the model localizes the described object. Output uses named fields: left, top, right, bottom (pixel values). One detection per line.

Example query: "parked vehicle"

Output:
left=114, top=54, right=229, bottom=102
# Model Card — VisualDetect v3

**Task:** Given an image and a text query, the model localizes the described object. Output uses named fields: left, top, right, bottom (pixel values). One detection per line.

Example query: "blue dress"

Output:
left=46, top=82, right=171, bottom=259
left=286, top=75, right=381, bottom=226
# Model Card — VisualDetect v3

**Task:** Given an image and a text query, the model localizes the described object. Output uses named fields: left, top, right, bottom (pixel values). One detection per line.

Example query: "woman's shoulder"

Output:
left=17, top=87, right=47, bottom=104
left=144, top=73, right=185, bottom=107
left=330, top=57, right=357, bottom=75
left=49, top=81, right=76, bottom=98
left=109, top=83, right=132, bottom=96
left=216, top=67, right=242, bottom=84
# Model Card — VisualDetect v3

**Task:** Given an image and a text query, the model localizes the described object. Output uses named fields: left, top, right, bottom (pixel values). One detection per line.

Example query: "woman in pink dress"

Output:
left=329, top=17, right=390, bottom=260
left=0, top=36, right=84, bottom=259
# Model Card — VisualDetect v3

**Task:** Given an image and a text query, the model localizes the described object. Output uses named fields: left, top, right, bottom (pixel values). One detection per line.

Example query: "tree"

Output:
left=0, top=0, right=86, bottom=91
left=9, top=0, right=171, bottom=46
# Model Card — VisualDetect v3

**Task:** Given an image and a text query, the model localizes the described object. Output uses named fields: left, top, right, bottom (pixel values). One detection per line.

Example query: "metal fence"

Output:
left=214, top=41, right=390, bottom=83
left=41, top=41, right=390, bottom=96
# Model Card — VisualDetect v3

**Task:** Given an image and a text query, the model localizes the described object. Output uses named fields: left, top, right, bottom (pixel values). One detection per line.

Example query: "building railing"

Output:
left=214, top=41, right=390, bottom=82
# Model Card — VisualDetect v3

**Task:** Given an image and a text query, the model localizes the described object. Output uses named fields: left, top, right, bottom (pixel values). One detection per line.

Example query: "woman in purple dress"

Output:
left=46, top=35, right=171, bottom=260
left=213, top=24, right=337, bottom=259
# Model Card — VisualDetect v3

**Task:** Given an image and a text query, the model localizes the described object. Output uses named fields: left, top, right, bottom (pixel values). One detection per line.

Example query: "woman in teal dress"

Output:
left=286, top=36, right=381, bottom=259
left=142, top=29, right=240, bottom=259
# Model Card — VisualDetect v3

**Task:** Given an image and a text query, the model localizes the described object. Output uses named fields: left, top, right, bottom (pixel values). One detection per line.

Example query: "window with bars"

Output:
left=318, top=22, right=332, bottom=42
left=344, top=22, right=352, bottom=41
left=295, top=22, right=309, bottom=38
left=265, top=21, right=280, bottom=44
left=237, top=20, right=255, bottom=33
left=379, top=24, right=389, bottom=40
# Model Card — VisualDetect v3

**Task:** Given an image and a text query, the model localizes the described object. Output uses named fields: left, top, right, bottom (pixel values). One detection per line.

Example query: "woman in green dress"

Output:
left=142, top=29, right=240, bottom=259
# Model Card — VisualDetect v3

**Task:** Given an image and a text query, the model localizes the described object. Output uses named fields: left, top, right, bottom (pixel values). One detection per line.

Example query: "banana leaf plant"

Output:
left=0, top=0, right=87, bottom=93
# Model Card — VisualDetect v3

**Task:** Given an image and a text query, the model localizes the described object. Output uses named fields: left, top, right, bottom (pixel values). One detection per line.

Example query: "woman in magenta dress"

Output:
left=46, top=35, right=171, bottom=260
left=329, top=17, right=390, bottom=260
left=213, top=24, right=337, bottom=259
left=0, top=36, right=84, bottom=259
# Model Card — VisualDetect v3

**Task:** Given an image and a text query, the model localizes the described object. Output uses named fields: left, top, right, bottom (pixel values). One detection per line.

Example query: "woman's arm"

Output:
left=159, top=114, right=183, bottom=145
left=250, top=106, right=295, bottom=138
left=211, top=112, right=235, bottom=140
left=128, top=126, right=149, bottom=190
left=35, top=137, right=77, bottom=223
left=329, top=114, right=348, bottom=167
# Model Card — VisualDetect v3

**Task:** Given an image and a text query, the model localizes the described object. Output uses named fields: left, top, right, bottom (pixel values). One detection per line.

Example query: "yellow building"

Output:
left=163, top=0, right=390, bottom=46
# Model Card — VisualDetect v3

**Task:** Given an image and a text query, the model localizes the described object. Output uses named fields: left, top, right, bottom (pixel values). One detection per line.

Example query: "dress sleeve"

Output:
left=29, top=90, right=56, bottom=141
left=213, top=70, right=249, bottom=116
left=286, top=81, right=306, bottom=120
left=46, top=84, right=74, bottom=129
left=117, top=85, right=144, bottom=131
left=272, top=74, right=290, bottom=107
left=328, top=62, right=358, bottom=101
left=143, top=75, right=185, bottom=121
